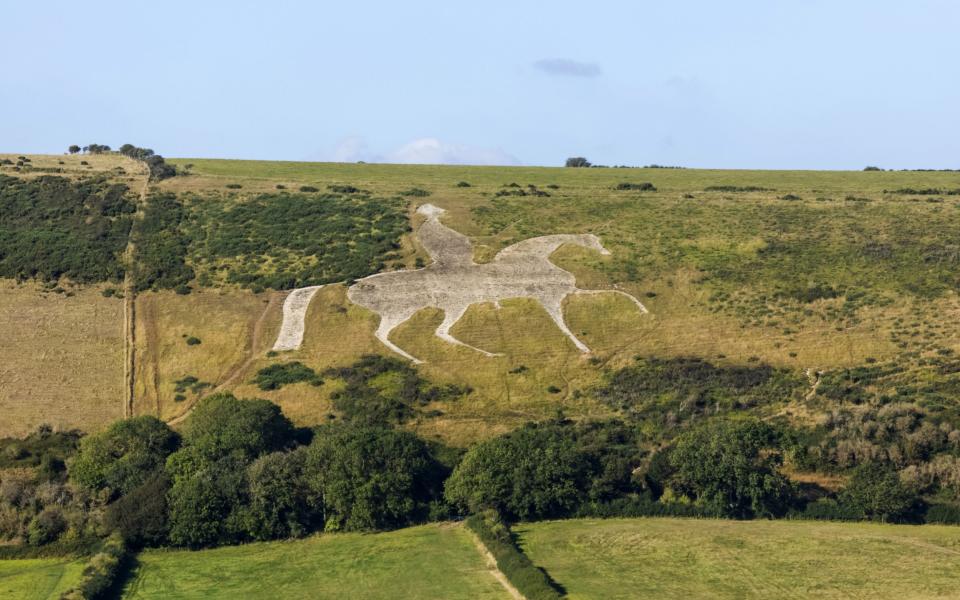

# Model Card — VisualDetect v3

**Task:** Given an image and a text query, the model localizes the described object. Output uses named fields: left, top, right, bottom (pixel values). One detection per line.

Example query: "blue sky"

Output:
left=2, top=0, right=958, bottom=169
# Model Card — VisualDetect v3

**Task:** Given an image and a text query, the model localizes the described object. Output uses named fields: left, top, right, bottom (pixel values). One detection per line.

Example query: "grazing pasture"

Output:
left=516, top=517, right=960, bottom=599
left=121, top=523, right=510, bottom=599
left=0, top=557, right=85, bottom=600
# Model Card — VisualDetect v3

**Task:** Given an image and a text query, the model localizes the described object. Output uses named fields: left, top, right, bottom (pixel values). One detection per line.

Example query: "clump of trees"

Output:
left=565, top=157, right=591, bottom=167
left=118, top=144, right=176, bottom=180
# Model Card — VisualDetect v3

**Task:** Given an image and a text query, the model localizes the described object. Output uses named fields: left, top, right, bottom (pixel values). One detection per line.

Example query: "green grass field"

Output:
left=0, top=556, right=86, bottom=600
left=121, top=523, right=509, bottom=599
left=516, top=517, right=960, bottom=599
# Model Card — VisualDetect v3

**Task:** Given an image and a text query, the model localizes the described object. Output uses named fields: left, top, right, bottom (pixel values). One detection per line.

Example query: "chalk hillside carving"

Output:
left=343, top=203, right=648, bottom=363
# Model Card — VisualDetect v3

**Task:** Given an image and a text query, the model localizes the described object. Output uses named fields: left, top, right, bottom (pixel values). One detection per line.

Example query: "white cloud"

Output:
left=385, top=138, right=520, bottom=166
left=331, top=135, right=371, bottom=162
left=533, top=58, right=602, bottom=78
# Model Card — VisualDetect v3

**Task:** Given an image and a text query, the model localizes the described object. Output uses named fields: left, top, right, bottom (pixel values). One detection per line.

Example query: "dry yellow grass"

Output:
left=133, top=289, right=276, bottom=421
left=0, top=281, right=124, bottom=436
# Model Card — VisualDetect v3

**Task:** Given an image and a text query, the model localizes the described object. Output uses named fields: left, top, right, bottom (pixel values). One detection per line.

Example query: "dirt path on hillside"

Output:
left=123, top=162, right=150, bottom=418
left=465, top=526, right=524, bottom=600
left=167, top=292, right=280, bottom=426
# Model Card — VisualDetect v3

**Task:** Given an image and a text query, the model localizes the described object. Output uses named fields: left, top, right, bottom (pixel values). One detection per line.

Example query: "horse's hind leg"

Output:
left=374, top=312, right=423, bottom=363
left=434, top=303, right=502, bottom=357
left=539, top=293, right=591, bottom=353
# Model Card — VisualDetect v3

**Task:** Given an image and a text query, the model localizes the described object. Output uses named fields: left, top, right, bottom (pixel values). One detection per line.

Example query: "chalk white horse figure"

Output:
left=346, top=204, right=648, bottom=363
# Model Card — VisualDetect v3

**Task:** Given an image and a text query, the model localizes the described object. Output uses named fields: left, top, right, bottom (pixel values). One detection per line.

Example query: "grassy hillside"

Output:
left=517, top=517, right=960, bottom=599
left=121, top=523, right=509, bottom=599
left=0, top=557, right=86, bottom=600
left=2, top=154, right=960, bottom=446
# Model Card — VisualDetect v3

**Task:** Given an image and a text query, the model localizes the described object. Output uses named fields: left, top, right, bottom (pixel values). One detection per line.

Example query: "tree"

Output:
left=68, top=145, right=81, bottom=154
left=668, top=419, right=795, bottom=518
left=167, top=455, right=249, bottom=548
left=304, top=426, right=444, bottom=531
left=565, top=157, right=591, bottom=168
left=105, top=470, right=172, bottom=547
left=840, top=462, right=919, bottom=522
left=245, top=449, right=312, bottom=540
left=445, top=421, right=641, bottom=520
left=179, top=393, right=295, bottom=464
left=69, top=416, right=179, bottom=498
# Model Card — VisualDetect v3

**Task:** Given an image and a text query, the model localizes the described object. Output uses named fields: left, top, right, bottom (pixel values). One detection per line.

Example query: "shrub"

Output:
left=924, top=503, right=960, bottom=524
left=185, top=336, right=201, bottom=346
left=565, top=157, right=591, bottom=168
left=328, top=185, right=361, bottom=194
left=399, top=187, right=431, bottom=197
left=322, top=355, right=468, bottom=426
left=225, top=183, right=242, bottom=189
left=455, top=181, right=471, bottom=187
left=614, top=182, right=656, bottom=191
left=298, top=185, right=319, bottom=193
left=252, top=362, right=322, bottom=390
left=863, top=166, right=882, bottom=171
left=27, top=507, right=66, bottom=546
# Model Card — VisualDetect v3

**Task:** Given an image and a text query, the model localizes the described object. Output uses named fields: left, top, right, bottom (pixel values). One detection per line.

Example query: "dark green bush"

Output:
left=298, top=186, right=319, bottom=192
left=614, top=182, right=656, bottom=191
left=399, top=187, right=431, bottom=197
left=27, top=508, right=66, bottom=546
left=924, top=503, right=960, bottom=524
left=252, top=362, right=323, bottom=390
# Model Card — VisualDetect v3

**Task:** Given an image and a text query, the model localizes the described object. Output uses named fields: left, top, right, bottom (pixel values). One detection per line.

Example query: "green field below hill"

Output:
left=0, top=556, right=85, bottom=600
left=120, top=523, right=509, bottom=599
left=516, top=517, right=960, bottom=600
